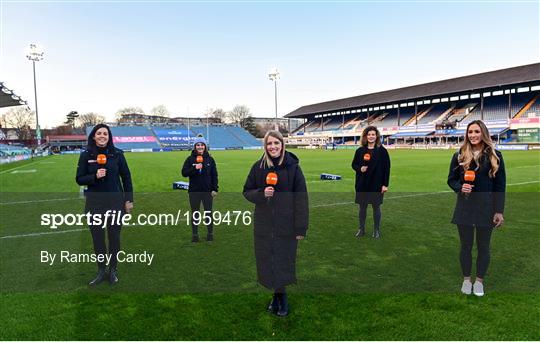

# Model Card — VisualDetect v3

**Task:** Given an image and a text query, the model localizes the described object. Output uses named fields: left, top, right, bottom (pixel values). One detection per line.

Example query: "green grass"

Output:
left=1, top=149, right=539, bottom=340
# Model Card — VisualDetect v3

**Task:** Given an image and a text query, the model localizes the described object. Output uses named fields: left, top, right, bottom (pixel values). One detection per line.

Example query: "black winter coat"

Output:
left=351, top=145, right=391, bottom=205
left=447, top=149, right=506, bottom=227
left=181, top=150, right=218, bottom=193
left=76, top=147, right=133, bottom=212
left=243, top=151, right=309, bottom=289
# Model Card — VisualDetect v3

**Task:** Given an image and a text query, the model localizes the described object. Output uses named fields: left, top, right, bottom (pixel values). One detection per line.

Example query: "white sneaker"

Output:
left=473, top=281, right=484, bottom=297
left=461, top=279, right=472, bottom=295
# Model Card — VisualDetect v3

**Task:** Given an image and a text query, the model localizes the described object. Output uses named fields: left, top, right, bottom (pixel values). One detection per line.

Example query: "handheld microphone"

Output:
left=265, top=172, right=278, bottom=202
left=196, top=155, right=204, bottom=174
left=97, top=154, right=107, bottom=165
left=463, top=170, right=475, bottom=198
left=97, top=154, right=107, bottom=180
left=362, top=152, right=371, bottom=169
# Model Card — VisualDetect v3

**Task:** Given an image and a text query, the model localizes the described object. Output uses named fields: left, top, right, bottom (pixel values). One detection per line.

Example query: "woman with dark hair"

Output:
left=76, top=124, right=133, bottom=285
left=447, top=120, right=506, bottom=296
left=243, top=130, right=309, bottom=317
left=181, top=136, right=218, bottom=242
left=351, top=126, right=390, bottom=239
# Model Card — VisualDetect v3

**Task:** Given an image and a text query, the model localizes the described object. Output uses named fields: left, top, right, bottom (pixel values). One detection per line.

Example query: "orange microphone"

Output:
left=97, top=154, right=107, bottom=180
left=464, top=170, right=476, bottom=198
left=362, top=152, right=371, bottom=168
left=266, top=172, right=278, bottom=188
left=196, top=155, right=204, bottom=174
left=97, top=154, right=107, bottom=165
left=266, top=172, right=278, bottom=202
left=464, top=170, right=476, bottom=183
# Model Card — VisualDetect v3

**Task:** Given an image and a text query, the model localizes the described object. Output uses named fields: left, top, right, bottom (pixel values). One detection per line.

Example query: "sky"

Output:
left=0, top=0, right=538, bottom=128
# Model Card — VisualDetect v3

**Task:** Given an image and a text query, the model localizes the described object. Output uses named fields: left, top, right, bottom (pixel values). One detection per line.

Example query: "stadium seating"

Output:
left=84, top=125, right=260, bottom=151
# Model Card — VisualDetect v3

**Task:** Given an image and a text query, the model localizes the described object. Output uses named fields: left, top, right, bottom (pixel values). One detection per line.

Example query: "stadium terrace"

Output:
left=285, top=63, right=540, bottom=148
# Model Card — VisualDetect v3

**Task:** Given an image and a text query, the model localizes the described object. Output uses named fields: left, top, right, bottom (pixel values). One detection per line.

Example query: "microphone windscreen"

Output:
left=266, top=172, right=278, bottom=186
left=97, top=154, right=107, bottom=165
left=464, top=170, right=476, bottom=182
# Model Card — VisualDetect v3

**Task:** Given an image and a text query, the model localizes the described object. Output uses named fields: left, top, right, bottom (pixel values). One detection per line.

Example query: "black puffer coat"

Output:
left=447, top=149, right=506, bottom=227
left=243, top=151, right=309, bottom=289
left=351, top=145, right=391, bottom=205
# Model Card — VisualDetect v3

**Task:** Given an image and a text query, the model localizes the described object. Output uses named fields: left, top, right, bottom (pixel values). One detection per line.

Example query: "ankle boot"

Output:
left=109, top=266, right=119, bottom=284
left=276, top=293, right=289, bottom=317
left=267, top=293, right=279, bottom=313
left=88, top=267, right=107, bottom=286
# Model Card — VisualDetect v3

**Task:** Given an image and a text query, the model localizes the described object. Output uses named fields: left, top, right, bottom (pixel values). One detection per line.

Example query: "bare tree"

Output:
left=151, top=105, right=170, bottom=117
left=77, top=112, right=106, bottom=128
left=115, top=106, right=145, bottom=122
left=227, top=105, right=251, bottom=125
left=211, top=108, right=227, bottom=123
left=1, top=107, right=35, bottom=140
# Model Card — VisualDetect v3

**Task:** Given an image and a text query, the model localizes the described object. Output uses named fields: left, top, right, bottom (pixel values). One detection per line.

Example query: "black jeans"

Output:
left=89, top=215, right=122, bottom=269
left=457, top=225, right=493, bottom=278
left=188, top=192, right=213, bottom=236
left=358, top=203, right=381, bottom=230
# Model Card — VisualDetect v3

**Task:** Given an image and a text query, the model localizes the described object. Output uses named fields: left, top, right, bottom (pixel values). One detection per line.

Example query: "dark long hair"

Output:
left=360, top=126, right=382, bottom=147
left=87, top=123, right=116, bottom=156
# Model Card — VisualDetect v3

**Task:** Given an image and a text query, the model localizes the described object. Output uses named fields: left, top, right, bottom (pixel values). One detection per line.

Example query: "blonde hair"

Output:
left=458, top=120, right=500, bottom=178
left=260, top=130, right=285, bottom=169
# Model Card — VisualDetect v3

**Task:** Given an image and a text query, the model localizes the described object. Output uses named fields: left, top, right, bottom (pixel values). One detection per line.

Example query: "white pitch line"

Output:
left=0, top=228, right=86, bottom=239
left=0, top=198, right=81, bottom=205
left=514, top=165, right=540, bottom=169
left=0, top=157, right=54, bottom=175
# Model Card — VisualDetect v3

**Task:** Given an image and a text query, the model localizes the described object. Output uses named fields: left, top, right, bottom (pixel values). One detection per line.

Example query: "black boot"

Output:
left=109, top=266, right=119, bottom=285
left=192, top=235, right=199, bottom=243
left=206, top=234, right=213, bottom=242
left=276, top=293, right=289, bottom=317
left=88, top=267, right=107, bottom=286
left=267, top=293, right=279, bottom=313
left=355, top=227, right=365, bottom=237
left=372, top=228, right=381, bottom=239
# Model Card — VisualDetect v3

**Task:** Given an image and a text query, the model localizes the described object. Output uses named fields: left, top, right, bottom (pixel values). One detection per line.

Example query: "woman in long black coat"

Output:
left=351, top=126, right=390, bottom=238
left=76, top=124, right=133, bottom=286
left=243, top=130, right=309, bottom=317
left=181, top=136, right=218, bottom=242
left=447, top=120, right=505, bottom=297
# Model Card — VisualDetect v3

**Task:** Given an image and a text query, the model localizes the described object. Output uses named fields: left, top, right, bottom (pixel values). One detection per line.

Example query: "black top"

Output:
left=181, top=150, right=219, bottom=193
left=75, top=147, right=133, bottom=206
left=447, top=149, right=506, bottom=227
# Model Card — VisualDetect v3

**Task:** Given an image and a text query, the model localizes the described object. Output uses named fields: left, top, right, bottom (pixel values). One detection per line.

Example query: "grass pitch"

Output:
left=1, top=149, right=539, bottom=340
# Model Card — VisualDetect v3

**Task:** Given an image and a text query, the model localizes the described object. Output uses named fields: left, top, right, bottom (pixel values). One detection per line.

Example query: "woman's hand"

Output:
left=211, top=191, right=218, bottom=198
left=381, top=186, right=388, bottom=193
left=493, top=213, right=504, bottom=228
left=96, top=168, right=107, bottom=179
left=360, top=166, right=368, bottom=173
left=461, top=183, right=473, bottom=193
left=125, top=201, right=133, bottom=214
left=264, top=186, right=275, bottom=198
left=195, top=163, right=203, bottom=170
left=296, top=235, right=305, bottom=240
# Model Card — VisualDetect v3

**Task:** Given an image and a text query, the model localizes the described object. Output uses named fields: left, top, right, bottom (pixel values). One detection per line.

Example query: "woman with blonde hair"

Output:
left=447, top=120, right=506, bottom=296
left=243, top=130, right=309, bottom=317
